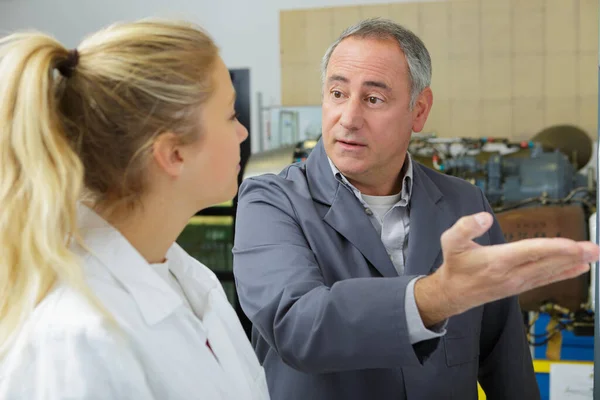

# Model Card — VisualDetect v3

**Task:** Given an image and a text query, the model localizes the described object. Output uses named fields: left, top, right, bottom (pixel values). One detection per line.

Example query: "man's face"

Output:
left=321, top=36, right=431, bottom=195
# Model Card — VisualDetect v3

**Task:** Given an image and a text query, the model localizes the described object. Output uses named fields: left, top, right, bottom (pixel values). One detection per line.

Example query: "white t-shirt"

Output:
left=361, top=192, right=402, bottom=223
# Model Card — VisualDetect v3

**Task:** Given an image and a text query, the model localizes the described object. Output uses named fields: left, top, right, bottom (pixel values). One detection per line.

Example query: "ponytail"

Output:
left=0, top=33, right=102, bottom=357
left=0, top=20, right=221, bottom=357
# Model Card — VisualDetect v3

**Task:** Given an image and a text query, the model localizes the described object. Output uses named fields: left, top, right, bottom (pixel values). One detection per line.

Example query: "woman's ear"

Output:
left=151, top=132, right=185, bottom=177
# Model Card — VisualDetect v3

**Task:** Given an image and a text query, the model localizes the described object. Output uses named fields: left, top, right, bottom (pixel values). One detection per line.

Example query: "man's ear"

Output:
left=152, top=132, right=185, bottom=178
left=411, top=87, right=433, bottom=133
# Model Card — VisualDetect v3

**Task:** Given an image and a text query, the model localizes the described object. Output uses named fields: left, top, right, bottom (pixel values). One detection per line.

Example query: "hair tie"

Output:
left=57, top=49, right=79, bottom=78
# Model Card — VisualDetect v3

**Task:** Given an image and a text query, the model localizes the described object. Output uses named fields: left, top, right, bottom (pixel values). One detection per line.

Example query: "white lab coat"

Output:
left=0, top=205, right=270, bottom=400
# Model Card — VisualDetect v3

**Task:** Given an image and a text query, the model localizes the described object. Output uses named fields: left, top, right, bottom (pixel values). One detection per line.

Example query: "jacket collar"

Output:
left=305, top=140, right=339, bottom=206
left=326, top=153, right=414, bottom=208
left=76, top=204, right=183, bottom=326
left=305, top=139, right=450, bottom=277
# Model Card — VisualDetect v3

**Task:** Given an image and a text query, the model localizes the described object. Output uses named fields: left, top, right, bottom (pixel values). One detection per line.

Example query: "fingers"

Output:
left=486, top=239, right=600, bottom=269
left=579, top=241, right=600, bottom=263
left=441, top=212, right=493, bottom=254
left=507, top=253, right=592, bottom=294
left=527, top=263, right=590, bottom=291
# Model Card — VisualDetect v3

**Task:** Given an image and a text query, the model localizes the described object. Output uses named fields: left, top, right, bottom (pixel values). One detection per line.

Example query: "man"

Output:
left=232, top=18, right=598, bottom=400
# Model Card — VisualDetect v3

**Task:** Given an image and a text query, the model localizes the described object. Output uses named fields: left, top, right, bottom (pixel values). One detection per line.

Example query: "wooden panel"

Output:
left=389, top=2, right=420, bottom=35
left=579, top=54, right=598, bottom=97
left=513, top=0, right=544, bottom=54
left=544, top=97, right=577, bottom=126
left=481, top=1, right=511, bottom=56
left=449, top=100, right=482, bottom=138
left=280, top=11, right=307, bottom=65
left=431, top=57, right=450, bottom=101
left=420, top=1, right=449, bottom=59
left=512, top=55, right=544, bottom=98
left=481, top=56, right=511, bottom=100
left=332, top=6, right=361, bottom=37
left=512, top=97, right=545, bottom=139
left=359, top=4, right=390, bottom=20
left=423, top=99, right=451, bottom=136
left=545, top=54, right=577, bottom=98
left=579, top=0, right=600, bottom=53
left=280, top=1, right=597, bottom=139
left=482, top=100, right=512, bottom=138
left=305, top=9, right=334, bottom=66
left=450, top=57, right=480, bottom=100
left=304, top=63, right=324, bottom=105
left=545, top=0, right=577, bottom=54
left=449, top=1, right=479, bottom=57
left=281, top=63, right=308, bottom=106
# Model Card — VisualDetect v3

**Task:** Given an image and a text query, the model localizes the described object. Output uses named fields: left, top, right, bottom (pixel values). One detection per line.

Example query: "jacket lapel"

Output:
left=306, top=141, right=398, bottom=278
left=324, top=185, right=399, bottom=277
left=404, top=163, right=455, bottom=276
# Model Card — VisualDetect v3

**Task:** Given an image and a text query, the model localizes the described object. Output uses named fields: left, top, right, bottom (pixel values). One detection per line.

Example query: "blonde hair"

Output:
left=0, top=20, right=219, bottom=357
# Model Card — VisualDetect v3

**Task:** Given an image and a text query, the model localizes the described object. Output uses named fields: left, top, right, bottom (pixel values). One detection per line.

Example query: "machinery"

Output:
left=409, top=125, right=594, bottom=209
left=410, top=125, right=597, bottom=341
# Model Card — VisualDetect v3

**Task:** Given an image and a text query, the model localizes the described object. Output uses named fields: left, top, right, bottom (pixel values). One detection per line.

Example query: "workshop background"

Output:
left=1, top=0, right=598, bottom=398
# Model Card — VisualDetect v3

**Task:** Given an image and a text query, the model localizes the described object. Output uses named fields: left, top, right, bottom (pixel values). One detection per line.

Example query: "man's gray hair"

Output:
left=321, top=18, right=432, bottom=109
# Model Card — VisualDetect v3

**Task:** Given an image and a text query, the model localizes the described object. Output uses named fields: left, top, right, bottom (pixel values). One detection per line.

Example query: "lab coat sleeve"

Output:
left=1, top=321, right=155, bottom=400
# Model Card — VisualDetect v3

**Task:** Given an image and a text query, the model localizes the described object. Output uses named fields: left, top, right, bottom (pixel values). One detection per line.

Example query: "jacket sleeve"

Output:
left=232, top=177, right=436, bottom=374
left=0, top=321, right=156, bottom=400
left=477, top=189, right=541, bottom=400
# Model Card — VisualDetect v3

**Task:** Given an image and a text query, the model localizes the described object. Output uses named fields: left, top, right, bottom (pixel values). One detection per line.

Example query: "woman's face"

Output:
left=178, top=57, right=248, bottom=210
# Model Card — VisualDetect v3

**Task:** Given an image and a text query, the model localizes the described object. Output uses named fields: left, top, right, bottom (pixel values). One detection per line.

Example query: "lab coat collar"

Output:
left=76, top=204, right=183, bottom=326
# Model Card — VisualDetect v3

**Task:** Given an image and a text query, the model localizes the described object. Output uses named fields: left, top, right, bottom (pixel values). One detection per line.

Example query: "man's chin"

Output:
left=334, top=161, right=368, bottom=177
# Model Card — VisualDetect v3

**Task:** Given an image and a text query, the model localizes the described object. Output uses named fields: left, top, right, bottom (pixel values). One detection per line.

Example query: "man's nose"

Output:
left=339, top=97, right=364, bottom=131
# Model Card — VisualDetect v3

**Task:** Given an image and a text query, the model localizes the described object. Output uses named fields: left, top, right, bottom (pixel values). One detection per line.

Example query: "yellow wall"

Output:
left=280, top=0, right=599, bottom=140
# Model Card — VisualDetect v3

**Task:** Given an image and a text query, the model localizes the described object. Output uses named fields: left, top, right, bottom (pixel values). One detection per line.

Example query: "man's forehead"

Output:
left=327, top=37, right=406, bottom=79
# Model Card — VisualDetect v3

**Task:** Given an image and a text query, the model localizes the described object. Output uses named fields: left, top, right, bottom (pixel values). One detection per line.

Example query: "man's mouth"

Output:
left=337, top=139, right=366, bottom=147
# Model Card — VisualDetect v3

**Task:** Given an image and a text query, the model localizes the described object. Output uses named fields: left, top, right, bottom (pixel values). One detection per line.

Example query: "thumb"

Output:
left=441, top=212, right=493, bottom=255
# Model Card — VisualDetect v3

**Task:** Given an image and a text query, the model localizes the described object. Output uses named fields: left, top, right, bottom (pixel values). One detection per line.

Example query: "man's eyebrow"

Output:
left=327, top=74, right=349, bottom=84
left=363, top=80, right=390, bottom=91
left=327, top=75, right=391, bottom=92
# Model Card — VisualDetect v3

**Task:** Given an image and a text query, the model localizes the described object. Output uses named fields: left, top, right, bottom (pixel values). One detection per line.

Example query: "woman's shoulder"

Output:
left=1, top=285, right=152, bottom=399
left=27, top=285, right=108, bottom=338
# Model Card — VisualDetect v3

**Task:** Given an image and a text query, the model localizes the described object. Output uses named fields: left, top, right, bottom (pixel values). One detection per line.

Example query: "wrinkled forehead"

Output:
left=326, top=37, right=409, bottom=90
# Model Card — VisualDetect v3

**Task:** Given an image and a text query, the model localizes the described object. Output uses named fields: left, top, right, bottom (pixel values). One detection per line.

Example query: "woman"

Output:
left=0, top=19, right=269, bottom=399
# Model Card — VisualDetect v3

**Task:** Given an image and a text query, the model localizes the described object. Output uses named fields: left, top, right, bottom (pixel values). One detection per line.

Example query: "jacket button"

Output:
left=365, top=208, right=373, bottom=216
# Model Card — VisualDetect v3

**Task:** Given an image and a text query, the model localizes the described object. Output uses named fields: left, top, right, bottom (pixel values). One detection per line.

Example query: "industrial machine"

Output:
left=410, top=125, right=597, bottom=344
left=409, top=125, right=594, bottom=209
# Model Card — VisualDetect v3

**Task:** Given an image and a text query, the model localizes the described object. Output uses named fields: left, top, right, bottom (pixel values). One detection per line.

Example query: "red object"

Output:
left=206, top=339, right=218, bottom=362
left=520, top=141, right=528, bottom=148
